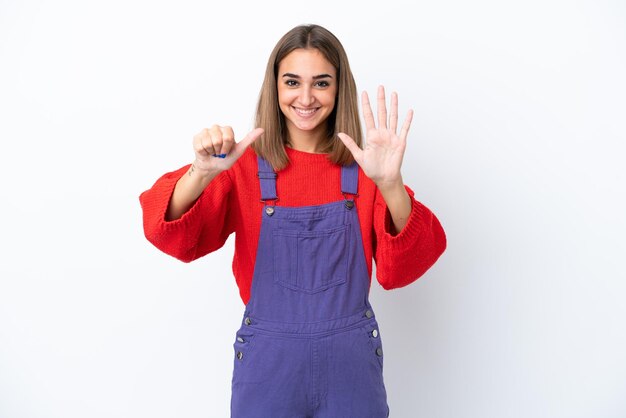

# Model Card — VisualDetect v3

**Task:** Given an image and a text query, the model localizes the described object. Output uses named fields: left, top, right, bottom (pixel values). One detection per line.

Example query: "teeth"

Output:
left=295, top=107, right=316, bottom=115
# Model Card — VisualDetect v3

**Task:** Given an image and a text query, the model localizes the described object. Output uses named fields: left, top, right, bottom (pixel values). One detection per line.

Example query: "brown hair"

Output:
left=250, top=24, right=362, bottom=171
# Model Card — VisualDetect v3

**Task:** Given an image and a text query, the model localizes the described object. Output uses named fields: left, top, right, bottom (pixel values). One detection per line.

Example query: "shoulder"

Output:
left=229, top=146, right=258, bottom=174
left=222, top=145, right=259, bottom=190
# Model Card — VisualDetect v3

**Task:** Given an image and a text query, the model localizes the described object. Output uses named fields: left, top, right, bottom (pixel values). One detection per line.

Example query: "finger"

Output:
left=202, top=136, right=213, bottom=156
left=231, top=128, right=264, bottom=159
left=389, top=91, right=398, bottom=134
left=361, top=90, right=376, bottom=130
left=205, top=124, right=224, bottom=156
left=208, top=124, right=225, bottom=156
left=193, top=128, right=213, bottom=157
left=377, top=85, right=387, bottom=129
left=337, top=133, right=363, bottom=164
left=398, top=109, right=414, bottom=143
left=219, top=126, right=235, bottom=156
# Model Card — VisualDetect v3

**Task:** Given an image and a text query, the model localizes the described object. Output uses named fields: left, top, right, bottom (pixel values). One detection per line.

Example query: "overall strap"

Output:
left=257, top=155, right=277, bottom=201
left=341, top=161, right=359, bottom=195
left=257, top=155, right=359, bottom=200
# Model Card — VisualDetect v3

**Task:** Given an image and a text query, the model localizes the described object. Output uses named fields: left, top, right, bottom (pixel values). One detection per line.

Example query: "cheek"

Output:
left=277, top=87, right=295, bottom=105
left=323, top=89, right=338, bottom=107
left=323, top=97, right=337, bottom=114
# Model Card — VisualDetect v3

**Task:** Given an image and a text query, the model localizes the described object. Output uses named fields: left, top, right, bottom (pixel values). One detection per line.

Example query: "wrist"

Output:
left=189, top=160, right=221, bottom=180
left=375, top=177, right=404, bottom=194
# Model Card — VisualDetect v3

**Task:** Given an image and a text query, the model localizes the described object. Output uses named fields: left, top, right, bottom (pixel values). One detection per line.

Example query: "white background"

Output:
left=1, top=0, right=625, bottom=417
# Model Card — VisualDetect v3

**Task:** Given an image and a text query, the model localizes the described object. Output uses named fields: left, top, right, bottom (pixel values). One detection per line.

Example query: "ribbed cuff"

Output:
left=380, top=185, right=430, bottom=250
left=140, top=165, right=232, bottom=236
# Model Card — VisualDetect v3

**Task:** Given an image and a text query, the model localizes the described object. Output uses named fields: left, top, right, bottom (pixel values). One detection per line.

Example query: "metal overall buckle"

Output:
left=342, top=192, right=358, bottom=210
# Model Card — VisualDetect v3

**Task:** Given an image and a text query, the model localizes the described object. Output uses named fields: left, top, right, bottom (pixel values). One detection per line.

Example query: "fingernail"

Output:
left=212, top=153, right=227, bottom=158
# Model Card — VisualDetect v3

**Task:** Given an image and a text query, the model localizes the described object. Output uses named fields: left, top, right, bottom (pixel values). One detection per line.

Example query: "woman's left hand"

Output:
left=338, top=85, right=413, bottom=190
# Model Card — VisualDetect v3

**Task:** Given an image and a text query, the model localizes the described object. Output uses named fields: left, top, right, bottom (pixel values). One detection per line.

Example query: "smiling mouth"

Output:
left=293, top=107, right=319, bottom=117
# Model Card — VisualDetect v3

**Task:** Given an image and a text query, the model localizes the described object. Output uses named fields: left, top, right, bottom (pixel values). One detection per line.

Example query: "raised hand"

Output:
left=191, top=125, right=264, bottom=177
left=338, top=85, right=413, bottom=189
left=166, top=125, right=263, bottom=221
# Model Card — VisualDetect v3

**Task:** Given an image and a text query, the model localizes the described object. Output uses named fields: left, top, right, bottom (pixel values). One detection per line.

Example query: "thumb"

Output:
left=231, top=128, right=264, bottom=159
left=337, top=133, right=361, bottom=162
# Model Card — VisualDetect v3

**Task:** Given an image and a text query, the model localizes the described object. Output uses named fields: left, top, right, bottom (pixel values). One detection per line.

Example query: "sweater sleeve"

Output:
left=139, top=165, right=236, bottom=263
left=372, top=184, right=447, bottom=289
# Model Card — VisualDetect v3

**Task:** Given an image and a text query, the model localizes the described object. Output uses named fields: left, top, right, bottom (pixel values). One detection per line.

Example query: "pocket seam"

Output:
left=272, top=223, right=350, bottom=294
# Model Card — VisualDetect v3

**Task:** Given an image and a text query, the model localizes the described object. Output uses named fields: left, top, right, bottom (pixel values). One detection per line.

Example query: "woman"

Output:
left=140, top=23, right=446, bottom=418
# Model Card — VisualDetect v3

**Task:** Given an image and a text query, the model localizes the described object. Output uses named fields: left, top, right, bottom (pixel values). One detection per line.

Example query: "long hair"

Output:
left=250, top=24, right=361, bottom=171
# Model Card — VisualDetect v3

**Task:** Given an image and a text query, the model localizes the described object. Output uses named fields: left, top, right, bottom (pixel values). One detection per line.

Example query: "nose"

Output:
left=299, top=86, right=315, bottom=107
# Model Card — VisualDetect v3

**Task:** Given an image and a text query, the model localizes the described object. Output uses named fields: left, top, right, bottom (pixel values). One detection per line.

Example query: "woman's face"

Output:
left=277, top=48, right=338, bottom=139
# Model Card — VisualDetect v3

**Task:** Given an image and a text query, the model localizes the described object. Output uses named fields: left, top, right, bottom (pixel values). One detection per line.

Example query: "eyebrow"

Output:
left=282, top=73, right=333, bottom=80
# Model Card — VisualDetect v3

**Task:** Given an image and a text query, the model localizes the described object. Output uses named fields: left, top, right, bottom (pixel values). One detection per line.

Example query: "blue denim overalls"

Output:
left=230, top=155, right=389, bottom=418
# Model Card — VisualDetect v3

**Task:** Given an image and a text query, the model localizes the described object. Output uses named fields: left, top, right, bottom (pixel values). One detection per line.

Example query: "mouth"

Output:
left=292, top=106, right=319, bottom=117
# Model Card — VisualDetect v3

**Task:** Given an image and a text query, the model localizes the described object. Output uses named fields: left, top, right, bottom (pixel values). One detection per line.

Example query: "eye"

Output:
left=285, top=79, right=299, bottom=87
left=315, top=80, right=330, bottom=88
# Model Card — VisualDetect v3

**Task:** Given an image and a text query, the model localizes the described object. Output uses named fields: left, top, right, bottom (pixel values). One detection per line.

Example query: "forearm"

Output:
left=166, top=163, right=222, bottom=221
left=376, top=178, right=412, bottom=235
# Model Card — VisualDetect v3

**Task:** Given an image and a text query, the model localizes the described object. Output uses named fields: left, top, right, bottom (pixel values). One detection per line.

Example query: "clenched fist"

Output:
left=190, top=125, right=264, bottom=177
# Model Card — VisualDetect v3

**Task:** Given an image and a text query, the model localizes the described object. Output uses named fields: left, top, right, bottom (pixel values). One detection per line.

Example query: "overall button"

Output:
left=237, top=336, right=245, bottom=343
left=365, top=310, right=373, bottom=319
left=244, top=317, right=252, bottom=326
left=265, top=207, right=275, bottom=216
left=372, top=329, right=379, bottom=338
left=236, top=351, right=244, bottom=360
left=376, top=347, right=383, bottom=357
left=344, top=200, right=354, bottom=209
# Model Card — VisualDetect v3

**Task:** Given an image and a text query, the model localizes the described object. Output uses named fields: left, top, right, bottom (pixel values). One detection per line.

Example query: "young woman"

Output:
left=140, top=24, right=446, bottom=418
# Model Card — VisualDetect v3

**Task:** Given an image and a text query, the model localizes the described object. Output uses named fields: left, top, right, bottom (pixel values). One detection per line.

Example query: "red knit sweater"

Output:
left=140, top=146, right=446, bottom=304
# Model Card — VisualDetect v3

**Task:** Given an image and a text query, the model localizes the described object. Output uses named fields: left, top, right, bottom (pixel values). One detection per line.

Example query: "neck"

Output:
left=286, top=127, right=327, bottom=153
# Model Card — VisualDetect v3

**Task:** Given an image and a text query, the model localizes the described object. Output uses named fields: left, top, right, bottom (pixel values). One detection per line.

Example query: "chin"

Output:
left=295, top=123, right=320, bottom=131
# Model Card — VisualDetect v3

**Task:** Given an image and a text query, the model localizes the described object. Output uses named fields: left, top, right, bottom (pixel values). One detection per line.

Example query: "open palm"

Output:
left=338, top=85, right=413, bottom=188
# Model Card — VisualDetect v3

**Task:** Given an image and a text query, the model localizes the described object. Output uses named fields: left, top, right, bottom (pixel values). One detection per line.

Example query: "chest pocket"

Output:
left=272, top=223, right=350, bottom=294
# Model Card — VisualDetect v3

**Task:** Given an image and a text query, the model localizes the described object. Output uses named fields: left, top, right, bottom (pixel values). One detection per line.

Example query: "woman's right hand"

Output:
left=165, top=125, right=264, bottom=221
left=191, top=125, right=264, bottom=177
